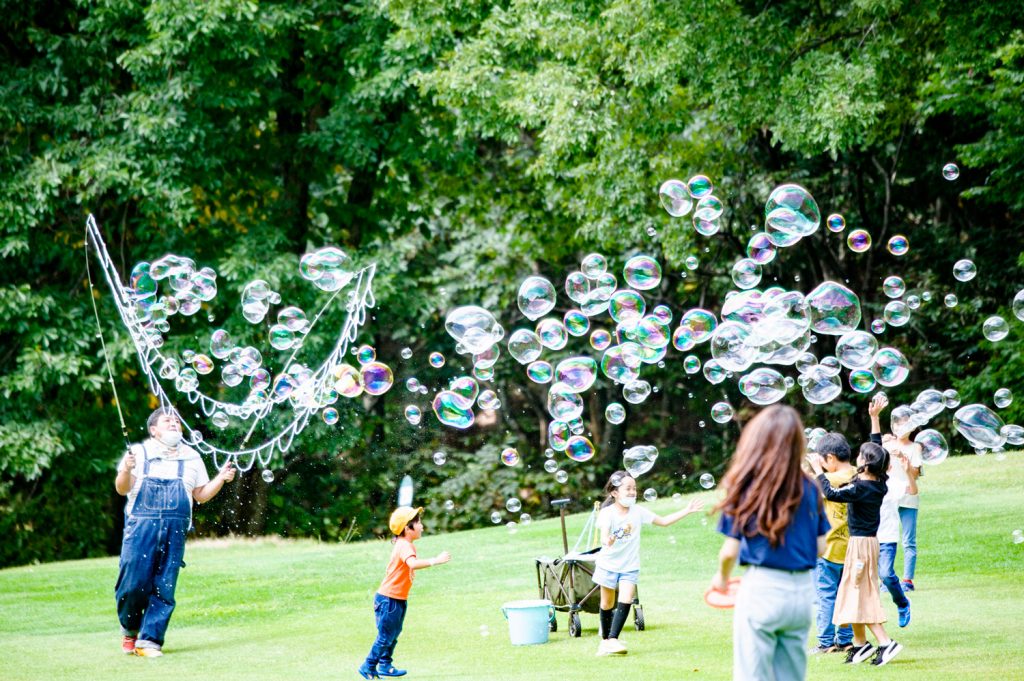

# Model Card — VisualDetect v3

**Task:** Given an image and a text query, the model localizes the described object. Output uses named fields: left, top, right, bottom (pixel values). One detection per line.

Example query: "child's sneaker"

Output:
left=121, top=636, right=137, bottom=654
left=596, top=639, right=613, bottom=656
left=871, top=640, right=903, bottom=666
left=898, top=598, right=912, bottom=627
left=133, top=646, right=163, bottom=658
left=376, top=665, right=407, bottom=678
left=844, top=643, right=875, bottom=664
left=808, top=644, right=837, bottom=655
left=605, top=638, right=628, bottom=655
left=357, top=664, right=380, bottom=679
left=901, top=579, right=915, bottom=592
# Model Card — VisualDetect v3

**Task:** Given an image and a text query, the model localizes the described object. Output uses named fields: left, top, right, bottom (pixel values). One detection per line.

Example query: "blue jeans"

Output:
left=878, top=543, right=909, bottom=608
left=734, top=566, right=815, bottom=681
left=364, top=593, right=408, bottom=668
left=899, top=507, right=918, bottom=580
left=814, top=558, right=852, bottom=648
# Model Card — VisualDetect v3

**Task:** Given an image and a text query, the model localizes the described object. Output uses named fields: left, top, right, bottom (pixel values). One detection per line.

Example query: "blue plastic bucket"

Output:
left=501, top=599, right=554, bottom=645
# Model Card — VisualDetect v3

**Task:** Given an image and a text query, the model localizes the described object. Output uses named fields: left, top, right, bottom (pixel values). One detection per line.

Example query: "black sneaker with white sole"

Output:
left=844, top=643, right=875, bottom=664
left=871, top=640, right=903, bottom=666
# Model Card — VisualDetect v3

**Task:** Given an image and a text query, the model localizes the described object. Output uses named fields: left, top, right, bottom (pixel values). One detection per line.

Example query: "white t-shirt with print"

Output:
left=595, top=504, right=656, bottom=574
left=884, top=440, right=923, bottom=509
left=119, top=439, right=211, bottom=516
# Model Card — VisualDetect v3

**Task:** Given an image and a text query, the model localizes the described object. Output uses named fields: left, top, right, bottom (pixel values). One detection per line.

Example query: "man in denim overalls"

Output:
left=114, top=409, right=236, bottom=657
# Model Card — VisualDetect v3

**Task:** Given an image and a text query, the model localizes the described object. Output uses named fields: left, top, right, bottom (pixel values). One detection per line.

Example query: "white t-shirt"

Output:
left=119, top=439, right=211, bottom=516
left=878, top=478, right=906, bottom=543
left=884, top=440, right=923, bottom=508
left=595, top=504, right=656, bottom=573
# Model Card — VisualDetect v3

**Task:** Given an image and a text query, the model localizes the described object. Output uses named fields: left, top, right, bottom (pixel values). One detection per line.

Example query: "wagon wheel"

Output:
left=634, top=605, right=645, bottom=631
left=569, top=611, right=582, bottom=637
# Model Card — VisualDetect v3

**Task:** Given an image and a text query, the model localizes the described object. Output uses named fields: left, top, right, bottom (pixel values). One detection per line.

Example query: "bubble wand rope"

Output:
left=84, top=218, right=131, bottom=447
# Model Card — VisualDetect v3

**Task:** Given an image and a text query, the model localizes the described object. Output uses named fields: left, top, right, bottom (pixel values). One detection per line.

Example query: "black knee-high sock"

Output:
left=599, top=608, right=613, bottom=639
left=608, top=602, right=631, bottom=639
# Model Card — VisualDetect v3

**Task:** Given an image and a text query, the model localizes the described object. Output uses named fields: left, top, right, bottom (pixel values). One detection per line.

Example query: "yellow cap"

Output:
left=389, top=506, right=423, bottom=535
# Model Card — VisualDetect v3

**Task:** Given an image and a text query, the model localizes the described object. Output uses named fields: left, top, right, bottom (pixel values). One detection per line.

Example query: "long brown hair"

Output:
left=714, top=405, right=810, bottom=548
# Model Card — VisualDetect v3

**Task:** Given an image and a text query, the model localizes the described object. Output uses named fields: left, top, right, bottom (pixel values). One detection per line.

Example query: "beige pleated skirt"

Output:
left=833, top=536, right=887, bottom=626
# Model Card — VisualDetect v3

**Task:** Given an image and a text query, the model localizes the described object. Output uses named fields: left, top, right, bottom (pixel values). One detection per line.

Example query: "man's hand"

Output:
left=122, top=451, right=136, bottom=473
left=217, top=461, right=236, bottom=483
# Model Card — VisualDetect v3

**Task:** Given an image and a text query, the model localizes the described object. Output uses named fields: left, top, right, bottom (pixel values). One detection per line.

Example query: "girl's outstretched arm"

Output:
left=711, top=537, right=740, bottom=592
left=652, top=498, right=706, bottom=527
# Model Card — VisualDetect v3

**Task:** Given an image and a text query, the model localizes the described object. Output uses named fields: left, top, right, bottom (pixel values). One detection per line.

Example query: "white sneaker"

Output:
left=596, top=640, right=613, bottom=657
left=605, top=638, right=628, bottom=655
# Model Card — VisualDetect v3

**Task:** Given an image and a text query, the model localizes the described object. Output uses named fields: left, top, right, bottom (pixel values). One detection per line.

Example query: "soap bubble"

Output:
left=518, top=277, right=557, bottom=320
left=605, top=403, right=626, bottom=425
left=175, top=368, right=199, bottom=392
left=847, top=229, right=872, bottom=253
left=490, top=511, right=502, bottom=524
left=943, top=389, right=961, bottom=409
left=870, top=319, right=886, bottom=334
left=953, top=259, right=977, bottom=282
left=890, top=405, right=916, bottom=437
left=403, top=405, right=422, bottom=425
left=643, top=488, right=658, bottom=502
left=694, top=195, right=724, bottom=221
left=983, top=316, right=1009, bottom=342
left=501, top=448, right=520, bottom=466
left=711, top=402, right=734, bottom=423
left=911, top=429, right=948, bottom=465
left=526, top=360, right=554, bottom=384
left=906, top=294, right=921, bottom=310
left=590, top=329, right=612, bottom=351
left=432, top=391, right=474, bottom=429
left=623, top=445, right=658, bottom=477
left=563, top=310, right=590, bottom=337
left=806, top=281, right=862, bottom=335
left=445, top=306, right=504, bottom=354
left=547, top=382, right=584, bottom=421
left=360, top=362, right=393, bottom=395
left=543, top=459, right=558, bottom=473
left=506, top=498, right=522, bottom=513
left=400, top=348, right=413, bottom=360
left=1002, top=424, right=1024, bottom=446
left=262, top=469, right=275, bottom=483
left=633, top=315, right=671, bottom=349
left=565, top=272, right=591, bottom=304
left=1012, top=290, right=1024, bottom=321
left=826, top=214, right=846, bottom=232
left=432, top=451, right=447, bottom=465
left=555, top=357, right=598, bottom=393
left=800, top=366, right=842, bottom=404
left=710, top=321, right=755, bottom=372
left=849, top=370, right=877, bottom=393
left=623, top=255, right=662, bottom=291
left=942, top=163, right=960, bottom=180
left=209, top=330, right=232, bottom=360
left=835, top=331, right=879, bottom=369
left=322, top=407, right=339, bottom=425
left=609, top=290, right=647, bottom=324
left=746, top=233, right=778, bottom=265
left=652, top=305, right=673, bottom=325
left=536, top=319, right=569, bottom=350
left=944, top=293, right=958, bottom=308
left=658, top=179, right=693, bottom=217
left=699, top=473, right=715, bottom=490
left=623, top=380, right=652, bottom=404
left=676, top=309, right=718, bottom=347
left=566, top=435, right=596, bottom=462
left=994, top=388, right=1013, bottom=408
left=692, top=213, right=722, bottom=237
left=548, top=421, right=570, bottom=451
left=508, top=329, right=543, bottom=364
left=731, top=259, right=763, bottom=289
left=871, top=347, right=910, bottom=387
left=882, top=276, right=906, bottom=299
left=581, top=253, right=607, bottom=277
left=687, top=175, right=714, bottom=198
left=684, top=255, right=699, bottom=270
left=883, top=300, right=911, bottom=327
left=269, top=325, right=295, bottom=351
left=683, top=355, right=701, bottom=374
left=600, top=343, right=643, bottom=385
left=916, top=389, right=946, bottom=421
left=954, top=404, right=1007, bottom=450
left=887, top=235, right=909, bottom=256
left=426, top=352, right=445, bottom=368
left=765, top=184, right=821, bottom=237
left=299, top=246, right=354, bottom=291
left=739, top=368, right=787, bottom=405
left=1013, top=529, right=1024, bottom=545
left=703, top=359, right=727, bottom=385
left=333, top=364, right=362, bottom=398
left=555, top=469, right=569, bottom=483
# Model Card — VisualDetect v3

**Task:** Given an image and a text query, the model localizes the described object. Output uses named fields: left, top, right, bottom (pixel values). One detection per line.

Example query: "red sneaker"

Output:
left=122, top=636, right=137, bottom=654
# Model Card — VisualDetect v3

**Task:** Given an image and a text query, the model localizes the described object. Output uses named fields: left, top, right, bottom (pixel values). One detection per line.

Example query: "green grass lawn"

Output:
left=2, top=453, right=1023, bottom=681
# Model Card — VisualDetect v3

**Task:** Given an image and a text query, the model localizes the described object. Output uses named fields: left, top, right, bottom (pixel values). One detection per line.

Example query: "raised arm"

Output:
left=406, top=551, right=451, bottom=570
left=817, top=474, right=863, bottom=503
left=652, top=498, right=705, bottom=527
left=869, top=392, right=888, bottom=437
left=193, top=462, right=236, bottom=504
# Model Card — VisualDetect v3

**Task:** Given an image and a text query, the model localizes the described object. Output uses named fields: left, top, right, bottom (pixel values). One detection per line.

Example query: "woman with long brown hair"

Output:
left=709, top=405, right=830, bottom=681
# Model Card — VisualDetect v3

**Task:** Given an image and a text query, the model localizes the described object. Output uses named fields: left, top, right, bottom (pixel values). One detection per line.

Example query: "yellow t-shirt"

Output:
left=821, top=468, right=856, bottom=564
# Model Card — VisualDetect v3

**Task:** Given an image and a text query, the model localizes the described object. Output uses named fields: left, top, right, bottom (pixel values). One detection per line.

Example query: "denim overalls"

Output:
left=114, top=444, right=192, bottom=647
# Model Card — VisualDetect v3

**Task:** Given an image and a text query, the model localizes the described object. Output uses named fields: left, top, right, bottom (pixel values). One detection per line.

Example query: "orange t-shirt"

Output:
left=378, top=538, right=416, bottom=600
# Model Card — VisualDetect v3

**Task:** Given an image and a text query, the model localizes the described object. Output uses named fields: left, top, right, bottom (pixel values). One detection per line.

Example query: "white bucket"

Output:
left=501, top=599, right=554, bottom=645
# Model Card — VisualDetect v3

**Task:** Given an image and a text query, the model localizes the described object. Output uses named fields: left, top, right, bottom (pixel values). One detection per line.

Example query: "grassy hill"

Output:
left=1, top=453, right=1022, bottom=681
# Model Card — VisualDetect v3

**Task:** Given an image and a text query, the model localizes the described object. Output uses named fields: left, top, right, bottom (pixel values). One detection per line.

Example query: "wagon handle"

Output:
left=551, top=498, right=571, bottom=554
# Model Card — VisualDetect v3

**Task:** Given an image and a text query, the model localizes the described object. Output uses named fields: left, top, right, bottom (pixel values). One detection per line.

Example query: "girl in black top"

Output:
left=811, top=441, right=904, bottom=667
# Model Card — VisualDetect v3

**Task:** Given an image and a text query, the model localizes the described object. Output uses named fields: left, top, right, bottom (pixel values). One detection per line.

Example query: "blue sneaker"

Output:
left=357, top=664, right=380, bottom=679
left=901, top=579, right=915, bottom=592
left=898, top=598, right=911, bottom=627
left=376, top=665, right=407, bottom=678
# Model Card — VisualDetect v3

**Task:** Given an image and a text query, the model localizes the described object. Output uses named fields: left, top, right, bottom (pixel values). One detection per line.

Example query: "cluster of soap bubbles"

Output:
left=658, top=175, right=722, bottom=235
left=129, top=255, right=220, bottom=345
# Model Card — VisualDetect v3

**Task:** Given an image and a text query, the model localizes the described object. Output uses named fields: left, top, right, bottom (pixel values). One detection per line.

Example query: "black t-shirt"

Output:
left=816, top=474, right=887, bottom=537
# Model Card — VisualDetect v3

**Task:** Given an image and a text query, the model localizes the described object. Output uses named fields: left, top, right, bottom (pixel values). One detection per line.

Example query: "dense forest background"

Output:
left=2, top=0, right=1022, bottom=567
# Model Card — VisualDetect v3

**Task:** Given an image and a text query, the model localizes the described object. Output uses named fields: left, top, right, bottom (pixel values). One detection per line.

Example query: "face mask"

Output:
left=156, top=430, right=182, bottom=448
left=618, top=495, right=636, bottom=508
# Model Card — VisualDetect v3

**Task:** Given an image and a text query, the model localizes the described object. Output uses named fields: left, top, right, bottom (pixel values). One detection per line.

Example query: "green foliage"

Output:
left=1, top=0, right=1022, bottom=567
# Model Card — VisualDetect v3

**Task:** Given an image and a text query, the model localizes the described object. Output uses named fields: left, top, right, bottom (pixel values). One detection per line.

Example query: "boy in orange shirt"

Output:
left=359, top=507, right=451, bottom=679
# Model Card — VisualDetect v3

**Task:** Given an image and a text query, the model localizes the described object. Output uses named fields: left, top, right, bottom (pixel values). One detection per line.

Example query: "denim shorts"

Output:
left=592, top=566, right=640, bottom=589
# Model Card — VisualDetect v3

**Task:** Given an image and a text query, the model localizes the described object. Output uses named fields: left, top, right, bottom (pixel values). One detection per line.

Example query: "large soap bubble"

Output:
left=799, top=366, right=842, bottom=405
left=446, top=306, right=504, bottom=355
left=890, top=405, right=915, bottom=437
left=555, top=357, right=598, bottom=393
left=738, top=368, right=787, bottom=405
left=954, top=404, right=1006, bottom=450
left=432, top=391, right=475, bottom=429
left=806, top=282, right=861, bottom=335
left=731, top=259, right=762, bottom=289
left=623, top=255, right=662, bottom=291
left=835, top=331, right=879, bottom=369
left=983, top=316, right=1009, bottom=342
left=518, top=276, right=557, bottom=321
left=871, top=347, right=910, bottom=387
left=746, top=233, right=778, bottom=265
left=758, top=292, right=809, bottom=345
left=299, top=246, right=354, bottom=291
left=508, top=329, right=543, bottom=364
left=609, top=289, right=647, bottom=324
left=536, top=318, right=569, bottom=350
left=658, top=179, right=693, bottom=217
left=952, top=259, right=977, bottom=282
left=565, top=435, right=596, bottom=462
left=711, top=321, right=755, bottom=373
left=915, top=429, right=949, bottom=465
left=360, top=362, right=394, bottom=395
left=764, top=184, right=821, bottom=237
left=600, top=343, right=643, bottom=384
left=623, top=445, right=658, bottom=477
left=547, top=382, right=584, bottom=421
